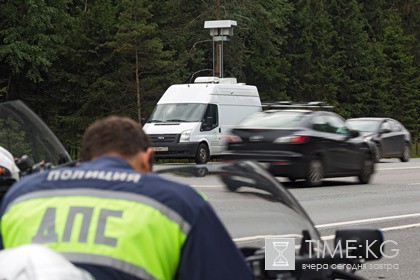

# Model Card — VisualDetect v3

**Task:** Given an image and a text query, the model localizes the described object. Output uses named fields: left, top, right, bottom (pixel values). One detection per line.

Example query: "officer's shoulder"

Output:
left=2, top=171, right=47, bottom=207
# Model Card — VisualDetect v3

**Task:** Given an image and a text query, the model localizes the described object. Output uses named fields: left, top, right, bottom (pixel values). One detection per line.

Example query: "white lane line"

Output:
left=321, top=222, right=420, bottom=241
left=192, top=185, right=223, bottom=188
left=377, top=166, right=420, bottom=171
left=234, top=214, right=420, bottom=243
left=408, top=183, right=420, bottom=186
left=234, top=234, right=302, bottom=242
left=235, top=222, right=420, bottom=243
left=380, top=222, right=420, bottom=232
left=315, top=212, right=420, bottom=229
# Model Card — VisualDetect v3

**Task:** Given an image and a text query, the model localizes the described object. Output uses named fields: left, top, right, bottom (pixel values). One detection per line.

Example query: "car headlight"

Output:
left=180, top=130, right=192, bottom=142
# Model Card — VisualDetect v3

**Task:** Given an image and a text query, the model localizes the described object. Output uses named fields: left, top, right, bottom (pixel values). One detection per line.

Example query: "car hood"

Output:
left=143, top=122, right=197, bottom=134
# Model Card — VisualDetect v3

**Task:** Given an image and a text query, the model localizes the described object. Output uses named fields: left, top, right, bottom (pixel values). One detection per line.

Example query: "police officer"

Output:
left=0, top=116, right=253, bottom=280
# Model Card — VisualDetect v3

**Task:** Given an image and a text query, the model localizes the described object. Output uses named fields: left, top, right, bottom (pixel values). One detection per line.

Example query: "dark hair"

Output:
left=81, top=116, right=151, bottom=161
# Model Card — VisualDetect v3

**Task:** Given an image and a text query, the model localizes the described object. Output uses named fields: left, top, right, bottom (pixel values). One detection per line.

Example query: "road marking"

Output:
left=234, top=234, right=302, bottom=242
left=321, top=222, right=420, bottom=241
left=377, top=166, right=420, bottom=171
left=234, top=222, right=420, bottom=243
left=234, top=214, right=420, bottom=243
left=192, top=185, right=223, bottom=188
left=315, top=212, right=420, bottom=229
left=408, top=183, right=420, bottom=186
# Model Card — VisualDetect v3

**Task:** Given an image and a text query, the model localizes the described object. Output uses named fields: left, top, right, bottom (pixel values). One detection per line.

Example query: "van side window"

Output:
left=203, top=104, right=219, bottom=130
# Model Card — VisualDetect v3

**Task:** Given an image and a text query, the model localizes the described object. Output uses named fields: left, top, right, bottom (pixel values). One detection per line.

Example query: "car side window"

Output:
left=311, top=115, right=329, bottom=133
left=203, top=104, right=219, bottom=130
left=326, top=115, right=349, bottom=135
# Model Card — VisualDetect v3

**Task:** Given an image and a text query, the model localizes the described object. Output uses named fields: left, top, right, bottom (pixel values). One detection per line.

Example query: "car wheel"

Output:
left=374, top=144, right=381, bottom=163
left=305, top=158, right=324, bottom=187
left=358, top=155, right=374, bottom=184
left=195, top=143, right=209, bottom=164
left=400, top=144, right=410, bottom=162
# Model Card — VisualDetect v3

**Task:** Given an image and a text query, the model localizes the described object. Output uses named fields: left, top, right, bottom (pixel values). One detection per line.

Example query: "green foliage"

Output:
left=0, top=0, right=71, bottom=83
left=0, top=117, right=32, bottom=157
left=0, top=0, right=418, bottom=154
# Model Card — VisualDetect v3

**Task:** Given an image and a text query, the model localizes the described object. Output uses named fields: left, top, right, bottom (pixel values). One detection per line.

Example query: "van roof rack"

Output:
left=194, top=76, right=238, bottom=84
left=262, top=101, right=334, bottom=110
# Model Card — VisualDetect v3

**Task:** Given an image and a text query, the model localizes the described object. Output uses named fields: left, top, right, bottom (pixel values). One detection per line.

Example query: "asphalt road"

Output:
left=157, top=158, right=420, bottom=279
left=288, top=158, right=420, bottom=280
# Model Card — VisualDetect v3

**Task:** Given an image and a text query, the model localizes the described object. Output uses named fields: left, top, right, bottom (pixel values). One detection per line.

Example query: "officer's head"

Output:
left=81, top=116, right=154, bottom=172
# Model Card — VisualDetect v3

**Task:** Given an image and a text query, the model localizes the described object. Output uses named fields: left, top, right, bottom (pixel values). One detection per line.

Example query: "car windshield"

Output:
left=148, top=103, right=206, bottom=123
left=0, top=100, right=71, bottom=165
left=156, top=161, right=320, bottom=250
left=238, top=111, right=306, bottom=129
left=347, top=120, right=381, bottom=133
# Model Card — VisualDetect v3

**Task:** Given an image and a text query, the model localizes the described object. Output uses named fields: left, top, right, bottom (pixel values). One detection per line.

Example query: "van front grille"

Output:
left=148, top=134, right=179, bottom=144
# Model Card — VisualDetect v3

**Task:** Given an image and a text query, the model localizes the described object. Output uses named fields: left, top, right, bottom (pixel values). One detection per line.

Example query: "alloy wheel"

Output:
left=358, top=157, right=374, bottom=184
left=400, top=144, right=410, bottom=162
left=306, top=159, right=323, bottom=187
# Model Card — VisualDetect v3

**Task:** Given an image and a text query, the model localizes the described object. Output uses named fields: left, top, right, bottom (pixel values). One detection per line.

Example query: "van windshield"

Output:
left=148, top=103, right=207, bottom=123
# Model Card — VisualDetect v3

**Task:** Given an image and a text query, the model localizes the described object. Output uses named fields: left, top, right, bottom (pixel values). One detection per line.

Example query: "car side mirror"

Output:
left=349, top=129, right=360, bottom=138
left=334, top=228, right=384, bottom=260
left=15, top=155, right=33, bottom=173
left=380, top=128, right=391, bottom=134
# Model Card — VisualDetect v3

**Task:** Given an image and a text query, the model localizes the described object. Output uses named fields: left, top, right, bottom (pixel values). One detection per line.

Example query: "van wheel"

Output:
left=195, top=143, right=209, bottom=164
left=305, top=157, right=323, bottom=187
left=400, top=144, right=410, bottom=162
left=358, top=155, right=374, bottom=184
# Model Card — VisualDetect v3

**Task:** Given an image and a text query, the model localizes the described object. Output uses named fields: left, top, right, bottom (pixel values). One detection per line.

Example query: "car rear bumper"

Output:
left=221, top=150, right=307, bottom=178
left=152, top=142, right=199, bottom=159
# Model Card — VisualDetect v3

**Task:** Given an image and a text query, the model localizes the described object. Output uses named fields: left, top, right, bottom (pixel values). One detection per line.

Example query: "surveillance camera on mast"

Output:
left=204, top=20, right=237, bottom=78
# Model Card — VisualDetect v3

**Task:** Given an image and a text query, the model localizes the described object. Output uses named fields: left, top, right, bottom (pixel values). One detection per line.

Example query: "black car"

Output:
left=346, top=118, right=411, bottom=162
left=223, top=104, right=375, bottom=186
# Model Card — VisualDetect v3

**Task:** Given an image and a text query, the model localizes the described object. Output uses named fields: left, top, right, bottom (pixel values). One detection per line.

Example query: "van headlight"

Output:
left=180, top=130, right=192, bottom=142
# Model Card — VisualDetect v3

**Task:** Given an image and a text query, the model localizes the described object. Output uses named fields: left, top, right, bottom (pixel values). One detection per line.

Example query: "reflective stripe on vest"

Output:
left=1, top=189, right=190, bottom=280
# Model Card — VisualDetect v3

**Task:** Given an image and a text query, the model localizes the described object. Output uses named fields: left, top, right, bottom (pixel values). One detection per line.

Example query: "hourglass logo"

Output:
left=265, top=238, right=295, bottom=270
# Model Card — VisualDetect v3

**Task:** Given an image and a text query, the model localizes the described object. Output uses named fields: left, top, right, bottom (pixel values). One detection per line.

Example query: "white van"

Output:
left=143, top=77, right=261, bottom=163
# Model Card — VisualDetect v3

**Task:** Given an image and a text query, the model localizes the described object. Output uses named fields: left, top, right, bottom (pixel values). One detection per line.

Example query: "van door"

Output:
left=201, top=104, right=222, bottom=155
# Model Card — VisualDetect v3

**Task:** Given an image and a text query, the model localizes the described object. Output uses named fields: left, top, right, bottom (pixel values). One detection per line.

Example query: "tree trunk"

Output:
left=135, top=47, right=141, bottom=122
left=214, top=0, right=221, bottom=77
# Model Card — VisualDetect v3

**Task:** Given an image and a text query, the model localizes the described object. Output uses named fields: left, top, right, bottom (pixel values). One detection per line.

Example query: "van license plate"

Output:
left=153, top=147, right=169, bottom=152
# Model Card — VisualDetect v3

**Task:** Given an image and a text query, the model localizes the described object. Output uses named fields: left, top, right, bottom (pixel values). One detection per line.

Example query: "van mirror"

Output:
left=202, top=117, right=213, bottom=131
left=141, top=118, right=147, bottom=126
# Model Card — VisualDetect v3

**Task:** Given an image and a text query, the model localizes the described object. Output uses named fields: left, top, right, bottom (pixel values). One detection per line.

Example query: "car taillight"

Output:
left=274, top=135, right=309, bottom=144
left=224, top=135, right=243, bottom=143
